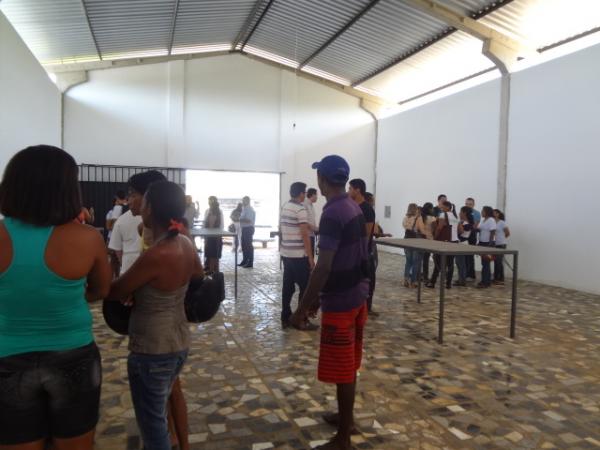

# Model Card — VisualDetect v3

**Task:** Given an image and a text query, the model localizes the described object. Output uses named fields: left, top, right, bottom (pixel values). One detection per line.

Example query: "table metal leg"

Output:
left=510, top=252, right=518, bottom=338
left=438, top=254, right=446, bottom=344
left=234, top=240, right=238, bottom=299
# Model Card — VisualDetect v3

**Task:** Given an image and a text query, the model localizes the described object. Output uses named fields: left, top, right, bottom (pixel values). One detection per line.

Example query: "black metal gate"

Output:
left=78, top=164, right=186, bottom=230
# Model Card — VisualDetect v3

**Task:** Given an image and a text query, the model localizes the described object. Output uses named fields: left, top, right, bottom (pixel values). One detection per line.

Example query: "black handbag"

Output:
left=184, top=272, right=225, bottom=323
left=404, top=216, right=419, bottom=239
left=102, top=272, right=226, bottom=335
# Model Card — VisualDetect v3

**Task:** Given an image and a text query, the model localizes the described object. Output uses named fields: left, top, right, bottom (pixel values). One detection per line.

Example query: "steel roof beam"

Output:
left=240, top=0, right=276, bottom=52
left=167, top=0, right=181, bottom=56
left=299, top=0, right=383, bottom=69
left=352, top=0, right=526, bottom=87
left=401, top=0, right=535, bottom=72
left=232, top=0, right=268, bottom=51
left=81, top=0, right=102, bottom=61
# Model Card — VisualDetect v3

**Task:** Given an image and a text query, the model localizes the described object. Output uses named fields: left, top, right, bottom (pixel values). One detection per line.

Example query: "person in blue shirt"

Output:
left=238, top=196, right=256, bottom=268
left=465, top=197, right=481, bottom=279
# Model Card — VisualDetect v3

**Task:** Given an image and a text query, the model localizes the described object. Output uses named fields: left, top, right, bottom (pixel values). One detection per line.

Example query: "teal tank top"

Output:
left=0, top=218, right=93, bottom=358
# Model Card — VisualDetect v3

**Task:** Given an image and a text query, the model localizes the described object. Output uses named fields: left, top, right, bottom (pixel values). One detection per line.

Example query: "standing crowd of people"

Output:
left=0, top=146, right=370, bottom=450
left=402, top=194, right=510, bottom=289
left=0, top=144, right=512, bottom=450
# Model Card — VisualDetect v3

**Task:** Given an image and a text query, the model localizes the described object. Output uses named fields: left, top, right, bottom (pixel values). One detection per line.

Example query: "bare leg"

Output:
left=52, top=429, right=96, bottom=450
left=315, top=383, right=355, bottom=450
left=169, top=378, right=189, bottom=450
left=167, top=401, right=178, bottom=448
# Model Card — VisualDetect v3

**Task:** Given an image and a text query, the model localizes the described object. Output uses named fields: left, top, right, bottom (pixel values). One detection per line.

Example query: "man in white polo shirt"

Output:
left=109, top=170, right=166, bottom=275
left=280, top=182, right=315, bottom=330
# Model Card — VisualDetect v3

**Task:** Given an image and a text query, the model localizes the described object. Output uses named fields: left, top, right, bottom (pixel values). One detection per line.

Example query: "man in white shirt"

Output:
left=108, top=210, right=142, bottom=275
left=239, top=196, right=256, bottom=268
left=109, top=171, right=166, bottom=276
left=303, top=187, right=319, bottom=257
left=280, top=182, right=316, bottom=330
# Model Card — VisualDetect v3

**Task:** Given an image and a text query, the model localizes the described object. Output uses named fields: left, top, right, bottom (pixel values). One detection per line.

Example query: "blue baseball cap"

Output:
left=311, top=155, right=350, bottom=184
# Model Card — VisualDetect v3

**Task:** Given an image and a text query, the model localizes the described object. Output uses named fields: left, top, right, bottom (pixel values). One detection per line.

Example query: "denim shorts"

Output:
left=128, top=349, right=188, bottom=450
left=0, top=342, right=101, bottom=445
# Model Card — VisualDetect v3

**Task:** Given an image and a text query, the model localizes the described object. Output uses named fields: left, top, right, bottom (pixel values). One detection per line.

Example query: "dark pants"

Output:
left=367, top=254, right=376, bottom=311
left=422, top=252, right=430, bottom=281
left=430, top=254, right=455, bottom=287
left=479, top=242, right=492, bottom=285
left=241, top=226, right=255, bottom=266
left=281, top=257, right=310, bottom=322
left=309, top=236, right=316, bottom=258
left=494, top=244, right=506, bottom=281
left=465, top=255, right=476, bottom=279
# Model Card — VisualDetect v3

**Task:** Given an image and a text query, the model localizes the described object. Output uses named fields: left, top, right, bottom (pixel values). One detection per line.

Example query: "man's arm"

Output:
left=365, top=222, right=375, bottom=239
left=108, top=220, right=124, bottom=277
left=291, top=249, right=335, bottom=323
left=300, top=223, right=315, bottom=269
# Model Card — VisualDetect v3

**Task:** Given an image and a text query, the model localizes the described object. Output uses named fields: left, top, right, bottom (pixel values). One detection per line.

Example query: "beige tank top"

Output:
left=128, top=284, right=190, bottom=354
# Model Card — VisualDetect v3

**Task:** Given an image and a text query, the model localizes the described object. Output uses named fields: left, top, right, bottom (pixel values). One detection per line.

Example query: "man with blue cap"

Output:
left=290, top=155, right=370, bottom=450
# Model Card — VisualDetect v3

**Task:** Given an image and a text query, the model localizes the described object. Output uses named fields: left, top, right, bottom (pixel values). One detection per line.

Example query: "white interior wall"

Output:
left=64, top=54, right=375, bottom=186
left=376, top=80, right=501, bottom=239
left=377, top=43, right=600, bottom=294
left=507, top=44, right=600, bottom=294
left=0, top=13, right=61, bottom=172
left=65, top=63, right=169, bottom=166
left=282, top=75, right=376, bottom=219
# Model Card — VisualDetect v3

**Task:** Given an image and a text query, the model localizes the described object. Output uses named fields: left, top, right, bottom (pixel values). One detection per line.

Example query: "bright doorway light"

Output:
left=185, top=170, right=281, bottom=242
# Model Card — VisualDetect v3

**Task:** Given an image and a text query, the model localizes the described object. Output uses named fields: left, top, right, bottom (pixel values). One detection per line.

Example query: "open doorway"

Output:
left=185, top=170, right=281, bottom=247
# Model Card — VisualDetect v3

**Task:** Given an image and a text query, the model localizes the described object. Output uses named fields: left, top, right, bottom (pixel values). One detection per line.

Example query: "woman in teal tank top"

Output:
left=0, top=146, right=111, bottom=449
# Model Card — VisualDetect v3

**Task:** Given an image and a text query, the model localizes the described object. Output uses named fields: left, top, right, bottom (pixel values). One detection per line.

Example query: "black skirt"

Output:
left=204, top=237, right=223, bottom=258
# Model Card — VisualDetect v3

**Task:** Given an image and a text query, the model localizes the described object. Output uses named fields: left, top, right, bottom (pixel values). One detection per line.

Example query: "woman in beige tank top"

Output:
left=106, top=181, right=202, bottom=450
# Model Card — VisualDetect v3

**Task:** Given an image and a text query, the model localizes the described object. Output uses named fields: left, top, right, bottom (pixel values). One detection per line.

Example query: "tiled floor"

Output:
left=93, top=247, right=600, bottom=450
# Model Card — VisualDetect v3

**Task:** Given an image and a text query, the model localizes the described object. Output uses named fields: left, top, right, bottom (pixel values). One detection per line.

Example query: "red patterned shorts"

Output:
left=318, top=302, right=367, bottom=384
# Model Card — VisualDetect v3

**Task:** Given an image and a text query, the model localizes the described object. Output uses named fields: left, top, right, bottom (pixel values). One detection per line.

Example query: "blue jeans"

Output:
left=128, top=350, right=188, bottom=450
left=404, top=249, right=415, bottom=280
left=404, top=250, right=423, bottom=283
left=479, top=242, right=492, bottom=286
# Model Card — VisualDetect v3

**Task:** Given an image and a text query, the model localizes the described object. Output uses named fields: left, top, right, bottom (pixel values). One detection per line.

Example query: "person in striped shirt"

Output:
left=280, top=182, right=316, bottom=329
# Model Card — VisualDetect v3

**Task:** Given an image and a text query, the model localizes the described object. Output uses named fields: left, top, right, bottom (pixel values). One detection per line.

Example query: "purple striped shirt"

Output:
left=318, top=194, right=369, bottom=312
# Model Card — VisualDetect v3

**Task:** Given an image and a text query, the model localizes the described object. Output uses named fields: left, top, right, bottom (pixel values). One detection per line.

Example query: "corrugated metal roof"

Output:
left=2, top=0, right=599, bottom=105
left=0, top=0, right=99, bottom=64
left=479, top=0, right=600, bottom=50
left=357, top=31, right=496, bottom=102
left=84, top=0, right=175, bottom=58
left=436, top=0, right=505, bottom=17
left=173, top=0, right=257, bottom=51
left=245, top=0, right=372, bottom=64
left=308, top=1, right=452, bottom=84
